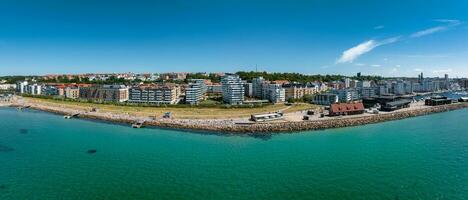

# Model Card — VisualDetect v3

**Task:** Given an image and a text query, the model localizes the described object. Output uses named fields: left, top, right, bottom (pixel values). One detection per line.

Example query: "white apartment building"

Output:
left=185, top=80, right=206, bottom=105
left=0, top=84, right=16, bottom=90
left=221, top=74, right=245, bottom=104
left=333, top=89, right=360, bottom=102
left=252, top=77, right=265, bottom=98
left=28, top=84, right=42, bottom=95
left=16, top=81, right=29, bottom=93
left=262, top=83, right=285, bottom=103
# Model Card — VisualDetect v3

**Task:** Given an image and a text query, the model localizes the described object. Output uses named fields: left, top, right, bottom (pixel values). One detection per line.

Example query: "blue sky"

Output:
left=0, top=0, right=467, bottom=77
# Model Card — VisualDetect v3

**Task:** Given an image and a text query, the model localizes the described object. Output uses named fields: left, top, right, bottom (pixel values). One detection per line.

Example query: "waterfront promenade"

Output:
left=6, top=96, right=468, bottom=133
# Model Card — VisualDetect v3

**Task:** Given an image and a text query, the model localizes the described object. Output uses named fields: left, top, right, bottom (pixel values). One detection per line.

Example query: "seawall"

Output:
left=146, top=103, right=468, bottom=133
left=10, top=102, right=468, bottom=134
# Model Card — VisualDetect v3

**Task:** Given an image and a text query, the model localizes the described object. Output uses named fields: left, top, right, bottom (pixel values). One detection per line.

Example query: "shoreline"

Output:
left=6, top=98, right=468, bottom=134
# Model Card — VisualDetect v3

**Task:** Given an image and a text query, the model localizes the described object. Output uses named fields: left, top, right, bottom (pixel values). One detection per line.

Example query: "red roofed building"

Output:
left=329, top=102, right=365, bottom=116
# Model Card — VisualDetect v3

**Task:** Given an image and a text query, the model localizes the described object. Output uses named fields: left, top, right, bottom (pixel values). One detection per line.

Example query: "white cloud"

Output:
left=374, top=25, right=385, bottom=30
left=336, top=37, right=399, bottom=64
left=411, top=26, right=447, bottom=38
left=335, top=19, right=461, bottom=67
left=413, top=68, right=424, bottom=72
left=371, top=64, right=381, bottom=67
left=411, top=19, right=461, bottom=38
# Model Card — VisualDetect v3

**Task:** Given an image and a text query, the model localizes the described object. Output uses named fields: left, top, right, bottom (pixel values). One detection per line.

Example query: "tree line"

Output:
left=236, top=71, right=383, bottom=83
left=1, top=71, right=383, bottom=84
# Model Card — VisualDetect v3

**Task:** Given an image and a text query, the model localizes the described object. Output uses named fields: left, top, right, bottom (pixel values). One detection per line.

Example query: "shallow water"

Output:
left=1, top=107, right=467, bottom=199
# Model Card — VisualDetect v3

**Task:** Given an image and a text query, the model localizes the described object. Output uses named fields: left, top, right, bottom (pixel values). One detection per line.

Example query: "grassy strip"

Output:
left=25, top=96, right=316, bottom=119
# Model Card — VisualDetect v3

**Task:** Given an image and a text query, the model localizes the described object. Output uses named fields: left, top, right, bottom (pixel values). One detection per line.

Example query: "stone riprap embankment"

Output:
left=149, top=103, right=468, bottom=133
left=10, top=100, right=467, bottom=134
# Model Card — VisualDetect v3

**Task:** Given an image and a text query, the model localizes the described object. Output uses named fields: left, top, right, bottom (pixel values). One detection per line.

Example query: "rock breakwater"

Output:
left=10, top=102, right=468, bottom=134
left=146, top=103, right=468, bottom=133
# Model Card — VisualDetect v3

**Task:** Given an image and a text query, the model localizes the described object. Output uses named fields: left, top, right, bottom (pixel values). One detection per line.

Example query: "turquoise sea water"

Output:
left=1, top=107, right=467, bottom=200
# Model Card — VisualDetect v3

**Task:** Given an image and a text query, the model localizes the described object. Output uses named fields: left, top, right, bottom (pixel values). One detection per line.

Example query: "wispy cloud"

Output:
left=374, top=25, right=385, bottom=30
left=371, top=64, right=381, bottom=67
left=411, top=19, right=461, bottom=38
left=413, top=68, right=424, bottom=72
left=336, top=19, right=461, bottom=65
left=336, top=37, right=399, bottom=64
left=435, top=19, right=461, bottom=24
left=411, top=26, right=447, bottom=38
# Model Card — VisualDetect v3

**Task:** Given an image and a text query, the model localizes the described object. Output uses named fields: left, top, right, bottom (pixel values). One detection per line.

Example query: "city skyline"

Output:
left=0, top=70, right=462, bottom=79
left=0, top=1, right=467, bottom=77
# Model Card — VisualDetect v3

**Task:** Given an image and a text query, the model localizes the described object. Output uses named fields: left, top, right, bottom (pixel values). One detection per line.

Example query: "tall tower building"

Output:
left=221, top=74, right=245, bottom=105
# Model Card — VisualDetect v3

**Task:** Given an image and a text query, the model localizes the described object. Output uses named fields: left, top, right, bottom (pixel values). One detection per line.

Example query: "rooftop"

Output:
left=330, top=102, right=364, bottom=113
left=132, top=83, right=179, bottom=90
